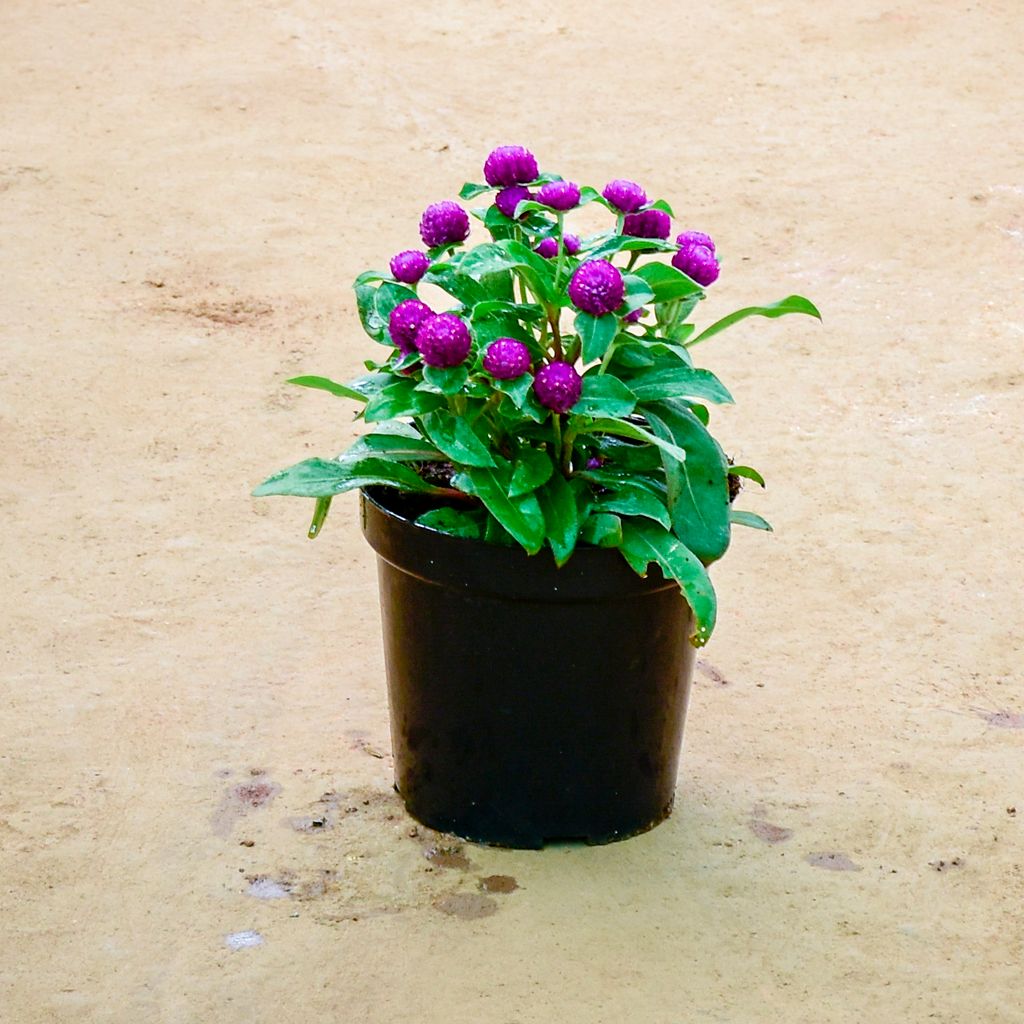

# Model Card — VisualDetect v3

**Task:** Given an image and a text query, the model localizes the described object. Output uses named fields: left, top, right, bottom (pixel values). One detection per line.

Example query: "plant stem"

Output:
left=552, top=213, right=567, bottom=291
left=552, top=413, right=562, bottom=466
left=470, top=392, right=502, bottom=424
left=548, top=310, right=563, bottom=360
left=597, top=338, right=617, bottom=375
left=625, top=251, right=640, bottom=272
left=561, top=425, right=577, bottom=476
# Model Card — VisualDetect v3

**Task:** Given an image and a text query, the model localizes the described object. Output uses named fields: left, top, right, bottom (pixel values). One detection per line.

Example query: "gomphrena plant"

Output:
left=254, top=146, right=820, bottom=646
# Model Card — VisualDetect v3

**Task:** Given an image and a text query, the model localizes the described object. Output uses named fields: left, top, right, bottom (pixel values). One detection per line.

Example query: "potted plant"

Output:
left=254, top=146, right=819, bottom=848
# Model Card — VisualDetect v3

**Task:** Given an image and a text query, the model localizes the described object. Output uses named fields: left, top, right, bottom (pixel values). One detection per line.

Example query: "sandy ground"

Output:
left=2, top=0, right=1023, bottom=1020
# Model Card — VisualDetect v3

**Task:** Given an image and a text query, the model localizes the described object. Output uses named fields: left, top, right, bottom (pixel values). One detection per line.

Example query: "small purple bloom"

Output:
left=415, top=313, right=472, bottom=368
left=482, top=337, right=531, bottom=380
left=623, top=307, right=645, bottom=323
left=483, top=146, right=539, bottom=187
left=672, top=243, right=720, bottom=286
left=585, top=455, right=605, bottom=470
left=675, top=230, right=715, bottom=253
left=494, top=186, right=532, bottom=220
left=419, top=201, right=470, bottom=249
left=622, top=208, right=671, bottom=240
left=533, top=361, right=582, bottom=414
left=388, top=298, right=433, bottom=354
left=602, top=179, right=647, bottom=214
left=568, top=259, right=624, bottom=317
left=534, top=234, right=581, bottom=259
left=389, top=250, right=430, bottom=285
left=536, top=180, right=581, bottom=211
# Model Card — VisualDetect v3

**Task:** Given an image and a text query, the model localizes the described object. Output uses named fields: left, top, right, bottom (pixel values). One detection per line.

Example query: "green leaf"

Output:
left=509, top=446, right=554, bottom=497
left=581, top=512, right=622, bottom=548
left=621, top=274, right=657, bottom=313
left=536, top=472, right=580, bottom=567
left=575, top=375, right=637, bottom=418
left=341, top=430, right=443, bottom=463
left=493, top=373, right=535, bottom=409
left=355, top=282, right=385, bottom=341
left=454, top=465, right=546, bottom=555
left=594, top=487, right=671, bottom=529
left=648, top=199, right=675, bottom=216
left=634, top=263, right=704, bottom=303
left=375, top=282, right=418, bottom=331
left=417, top=506, right=486, bottom=539
left=420, top=364, right=469, bottom=395
left=586, top=236, right=679, bottom=261
left=364, top=379, right=446, bottom=422
left=307, top=496, right=332, bottom=538
left=459, top=181, right=492, bottom=200
left=459, top=240, right=555, bottom=301
left=287, top=374, right=371, bottom=403
left=618, top=519, right=717, bottom=647
left=643, top=401, right=731, bottom=564
left=470, top=299, right=546, bottom=322
left=576, top=311, right=619, bottom=362
left=730, top=510, right=773, bottom=531
left=253, top=457, right=439, bottom=498
left=729, top=465, right=766, bottom=488
left=421, top=410, right=496, bottom=468
left=627, top=366, right=733, bottom=405
left=421, top=265, right=489, bottom=306
left=688, top=295, right=822, bottom=347
left=575, top=416, right=688, bottom=466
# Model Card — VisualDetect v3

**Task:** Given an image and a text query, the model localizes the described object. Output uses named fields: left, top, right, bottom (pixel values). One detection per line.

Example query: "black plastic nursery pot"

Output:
left=360, top=487, right=698, bottom=849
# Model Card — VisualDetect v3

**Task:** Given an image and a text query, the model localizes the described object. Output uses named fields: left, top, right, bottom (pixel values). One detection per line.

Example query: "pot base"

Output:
left=396, top=783, right=675, bottom=849
left=362, top=488, right=697, bottom=850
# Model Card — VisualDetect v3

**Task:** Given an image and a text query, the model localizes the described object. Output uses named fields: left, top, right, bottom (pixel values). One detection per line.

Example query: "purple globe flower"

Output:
left=494, top=186, right=532, bottom=220
left=482, top=337, right=531, bottom=380
left=483, top=146, right=539, bottom=187
left=419, top=201, right=470, bottom=248
left=388, top=298, right=433, bottom=354
left=568, top=259, right=624, bottom=316
left=415, top=313, right=472, bottom=368
left=534, top=361, right=582, bottom=413
left=536, top=180, right=581, bottom=211
left=534, top=234, right=581, bottom=259
left=623, top=307, right=645, bottom=323
left=602, top=179, right=647, bottom=214
left=675, top=230, right=715, bottom=253
left=672, top=243, right=720, bottom=286
left=389, top=250, right=430, bottom=285
left=622, top=208, right=672, bottom=240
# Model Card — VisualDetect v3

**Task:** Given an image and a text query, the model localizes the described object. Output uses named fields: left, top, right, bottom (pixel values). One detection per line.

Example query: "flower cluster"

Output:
left=257, top=146, right=820, bottom=647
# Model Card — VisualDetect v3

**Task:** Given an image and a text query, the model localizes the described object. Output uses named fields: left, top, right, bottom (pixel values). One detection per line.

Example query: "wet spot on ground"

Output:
left=212, top=774, right=282, bottom=836
left=696, top=659, right=730, bottom=685
left=975, top=708, right=1024, bottom=729
left=805, top=852, right=862, bottom=871
left=434, top=892, right=498, bottom=920
left=225, top=930, right=263, bottom=950
left=424, top=842, right=474, bottom=871
left=749, top=819, right=794, bottom=844
left=479, top=874, right=518, bottom=894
